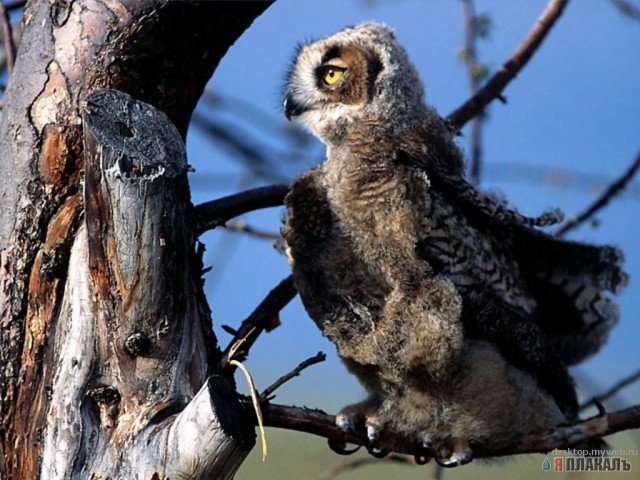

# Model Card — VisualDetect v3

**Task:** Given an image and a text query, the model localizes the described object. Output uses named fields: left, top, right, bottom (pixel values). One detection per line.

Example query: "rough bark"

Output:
left=0, top=1, right=272, bottom=478
left=38, top=88, right=254, bottom=479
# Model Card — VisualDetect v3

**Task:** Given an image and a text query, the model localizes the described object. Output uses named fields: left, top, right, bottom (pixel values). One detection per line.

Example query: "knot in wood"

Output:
left=86, top=386, right=121, bottom=406
left=124, top=331, right=151, bottom=357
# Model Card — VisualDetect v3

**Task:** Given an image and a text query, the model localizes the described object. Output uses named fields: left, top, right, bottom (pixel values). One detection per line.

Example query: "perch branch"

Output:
left=261, top=352, right=327, bottom=400
left=556, top=150, right=640, bottom=236
left=447, top=0, right=569, bottom=128
left=259, top=402, right=640, bottom=459
left=220, top=276, right=297, bottom=374
left=194, top=184, right=289, bottom=236
left=580, top=368, right=640, bottom=411
left=0, top=2, right=15, bottom=74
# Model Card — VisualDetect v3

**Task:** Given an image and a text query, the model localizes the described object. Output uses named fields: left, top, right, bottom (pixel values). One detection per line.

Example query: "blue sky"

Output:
left=187, top=0, right=640, bottom=419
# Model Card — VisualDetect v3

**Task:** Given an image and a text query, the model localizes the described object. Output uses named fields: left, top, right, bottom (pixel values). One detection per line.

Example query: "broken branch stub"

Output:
left=83, top=88, right=203, bottom=404
left=39, top=89, right=254, bottom=479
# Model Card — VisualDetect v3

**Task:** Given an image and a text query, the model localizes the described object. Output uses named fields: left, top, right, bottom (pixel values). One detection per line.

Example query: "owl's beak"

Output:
left=284, top=95, right=307, bottom=121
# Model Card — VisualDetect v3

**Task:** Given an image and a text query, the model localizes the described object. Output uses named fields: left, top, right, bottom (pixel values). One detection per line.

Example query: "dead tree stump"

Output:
left=39, top=89, right=254, bottom=479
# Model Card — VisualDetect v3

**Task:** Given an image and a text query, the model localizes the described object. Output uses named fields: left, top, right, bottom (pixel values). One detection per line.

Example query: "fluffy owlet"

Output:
left=282, top=23, right=627, bottom=466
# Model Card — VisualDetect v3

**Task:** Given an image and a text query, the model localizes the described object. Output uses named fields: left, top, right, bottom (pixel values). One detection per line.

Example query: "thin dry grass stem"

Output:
left=230, top=359, right=268, bottom=461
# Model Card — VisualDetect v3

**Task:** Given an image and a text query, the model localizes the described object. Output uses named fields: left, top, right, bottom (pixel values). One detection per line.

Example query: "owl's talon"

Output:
left=413, top=445, right=431, bottom=465
left=367, top=446, right=390, bottom=458
left=435, top=451, right=473, bottom=468
left=435, top=456, right=460, bottom=468
left=327, top=438, right=361, bottom=456
left=366, top=423, right=380, bottom=444
left=413, top=434, right=434, bottom=465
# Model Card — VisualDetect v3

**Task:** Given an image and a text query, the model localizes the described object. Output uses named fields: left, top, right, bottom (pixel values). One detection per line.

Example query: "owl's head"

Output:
left=284, top=23, right=426, bottom=145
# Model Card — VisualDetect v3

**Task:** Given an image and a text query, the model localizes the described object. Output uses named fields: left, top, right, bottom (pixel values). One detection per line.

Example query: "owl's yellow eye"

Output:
left=321, top=66, right=345, bottom=85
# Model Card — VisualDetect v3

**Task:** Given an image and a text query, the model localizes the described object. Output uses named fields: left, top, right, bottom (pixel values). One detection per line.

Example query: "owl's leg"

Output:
left=378, top=278, right=464, bottom=382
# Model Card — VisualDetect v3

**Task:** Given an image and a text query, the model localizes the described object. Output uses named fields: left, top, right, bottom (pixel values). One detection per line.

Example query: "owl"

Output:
left=282, top=23, right=627, bottom=466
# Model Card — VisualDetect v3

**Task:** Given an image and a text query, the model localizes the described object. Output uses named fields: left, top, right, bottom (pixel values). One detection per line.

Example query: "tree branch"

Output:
left=0, top=3, right=274, bottom=474
left=610, top=0, right=640, bottom=21
left=194, top=184, right=289, bottom=236
left=447, top=0, right=569, bottom=128
left=2, top=1, right=26, bottom=12
left=317, top=454, right=414, bottom=480
left=556, top=150, right=640, bottom=236
left=581, top=368, right=640, bottom=411
left=220, top=276, right=297, bottom=374
left=224, top=220, right=282, bottom=241
left=261, top=352, right=327, bottom=400
left=190, top=111, right=290, bottom=183
left=0, top=2, right=15, bottom=75
left=460, top=0, right=484, bottom=184
left=260, top=402, right=640, bottom=460
left=37, top=89, right=256, bottom=479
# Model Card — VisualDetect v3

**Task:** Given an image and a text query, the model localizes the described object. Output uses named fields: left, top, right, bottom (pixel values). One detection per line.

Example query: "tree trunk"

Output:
left=0, top=1, right=272, bottom=478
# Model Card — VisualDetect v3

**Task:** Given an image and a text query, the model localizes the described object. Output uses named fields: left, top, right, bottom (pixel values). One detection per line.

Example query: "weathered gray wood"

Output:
left=39, top=89, right=254, bottom=479
left=0, top=4, right=272, bottom=475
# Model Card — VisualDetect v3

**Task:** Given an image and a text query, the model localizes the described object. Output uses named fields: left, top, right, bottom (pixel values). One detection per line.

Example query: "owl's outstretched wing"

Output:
left=512, top=229, right=627, bottom=365
left=398, top=136, right=626, bottom=417
left=398, top=140, right=627, bottom=366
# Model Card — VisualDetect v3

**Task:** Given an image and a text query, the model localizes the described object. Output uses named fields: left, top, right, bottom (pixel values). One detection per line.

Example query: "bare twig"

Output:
left=220, top=276, right=297, bottom=374
left=0, top=2, right=15, bottom=75
left=201, top=89, right=292, bottom=138
left=447, top=0, right=569, bottom=128
left=610, top=0, right=640, bottom=21
left=317, top=454, right=414, bottom=480
left=260, top=402, right=640, bottom=460
left=481, top=162, right=640, bottom=199
left=432, top=463, right=443, bottom=480
left=460, top=0, right=484, bottom=184
left=580, top=368, right=640, bottom=411
left=261, top=352, right=327, bottom=400
left=191, top=111, right=289, bottom=183
left=3, top=1, right=26, bottom=12
left=224, top=220, right=282, bottom=241
left=556, top=150, right=640, bottom=236
left=194, top=184, right=289, bottom=236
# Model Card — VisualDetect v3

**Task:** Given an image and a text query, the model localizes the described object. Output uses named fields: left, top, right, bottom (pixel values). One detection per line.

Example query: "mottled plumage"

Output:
left=282, top=23, right=627, bottom=464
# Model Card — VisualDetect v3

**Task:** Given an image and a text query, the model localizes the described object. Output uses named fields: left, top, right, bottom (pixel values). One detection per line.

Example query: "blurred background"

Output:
left=194, top=0, right=638, bottom=478
left=182, top=1, right=640, bottom=478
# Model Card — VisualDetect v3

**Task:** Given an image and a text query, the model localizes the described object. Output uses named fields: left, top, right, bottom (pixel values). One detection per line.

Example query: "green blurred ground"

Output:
left=236, top=429, right=639, bottom=480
